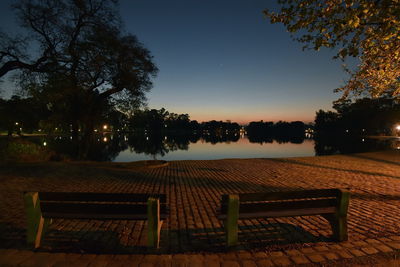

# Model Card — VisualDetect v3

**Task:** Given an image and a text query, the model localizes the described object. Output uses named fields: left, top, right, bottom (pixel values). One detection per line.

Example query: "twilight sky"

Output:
left=0, top=0, right=352, bottom=124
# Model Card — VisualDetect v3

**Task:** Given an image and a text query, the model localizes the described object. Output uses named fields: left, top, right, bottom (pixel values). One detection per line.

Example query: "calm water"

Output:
left=35, top=134, right=397, bottom=162
left=114, top=137, right=315, bottom=162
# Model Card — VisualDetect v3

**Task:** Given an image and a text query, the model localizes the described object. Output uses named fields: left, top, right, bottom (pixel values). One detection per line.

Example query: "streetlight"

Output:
left=395, top=124, right=400, bottom=136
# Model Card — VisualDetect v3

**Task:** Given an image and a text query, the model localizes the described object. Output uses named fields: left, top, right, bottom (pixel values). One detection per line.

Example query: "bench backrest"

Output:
left=30, top=192, right=168, bottom=220
left=220, top=189, right=348, bottom=218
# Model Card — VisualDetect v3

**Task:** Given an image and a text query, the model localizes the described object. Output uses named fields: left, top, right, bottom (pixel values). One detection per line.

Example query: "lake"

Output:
left=114, top=137, right=315, bottom=161
left=32, top=133, right=400, bottom=162
left=36, top=133, right=398, bottom=162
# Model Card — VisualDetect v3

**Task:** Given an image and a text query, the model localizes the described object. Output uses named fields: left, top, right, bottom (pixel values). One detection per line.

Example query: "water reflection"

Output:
left=30, top=132, right=397, bottom=162
left=314, top=135, right=396, bottom=156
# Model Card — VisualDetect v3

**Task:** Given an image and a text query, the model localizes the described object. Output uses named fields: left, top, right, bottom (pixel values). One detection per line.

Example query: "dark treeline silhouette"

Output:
left=315, top=96, right=400, bottom=137
left=0, top=96, right=48, bottom=135
left=246, top=120, right=307, bottom=144
left=1, top=98, right=316, bottom=160
left=313, top=96, right=400, bottom=155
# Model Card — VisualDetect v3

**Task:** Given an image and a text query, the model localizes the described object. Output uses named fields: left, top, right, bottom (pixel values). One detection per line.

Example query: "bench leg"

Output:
left=226, top=195, right=239, bottom=247
left=323, top=214, right=348, bottom=241
left=24, top=192, right=50, bottom=248
left=147, top=197, right=161, bottom=248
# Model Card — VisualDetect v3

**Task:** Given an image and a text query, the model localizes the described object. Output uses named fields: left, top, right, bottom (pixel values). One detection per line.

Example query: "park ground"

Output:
left=0, top=150, right=400, bottom=266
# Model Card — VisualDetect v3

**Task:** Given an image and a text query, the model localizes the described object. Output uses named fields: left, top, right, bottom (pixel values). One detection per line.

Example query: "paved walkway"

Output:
left=0, top=150, right=400, bottom=266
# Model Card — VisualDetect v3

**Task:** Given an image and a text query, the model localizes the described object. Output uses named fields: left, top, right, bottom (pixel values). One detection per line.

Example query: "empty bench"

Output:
left=23, top=192, right=167, bottom=249
left=218, top=189, right=350, bottom=246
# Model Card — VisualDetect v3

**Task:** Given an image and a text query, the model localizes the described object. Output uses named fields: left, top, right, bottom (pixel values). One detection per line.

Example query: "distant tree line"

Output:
left=315, top=96, right=400, bottom=137
left=246, top=120, right=308, bottom=143
left=313, top=96, right=400, bottom=155
left=0, top=95, right=311, bottom=140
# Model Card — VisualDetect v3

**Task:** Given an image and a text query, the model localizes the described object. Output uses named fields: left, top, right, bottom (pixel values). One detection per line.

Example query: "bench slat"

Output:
left=218, top=207, right=336, bottom=220
left=220, top=199, right=337, bottom=214
left=222, top=189, right=341, bottom=203
left=40, top=202, right=168, bottom=218
left=42, top=212, right=168, bottom=220
left=38, top=192, right=167, bottom=203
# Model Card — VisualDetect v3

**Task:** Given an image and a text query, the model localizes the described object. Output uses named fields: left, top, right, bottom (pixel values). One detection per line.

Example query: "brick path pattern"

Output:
left=0, top=151, right=400, bottom=266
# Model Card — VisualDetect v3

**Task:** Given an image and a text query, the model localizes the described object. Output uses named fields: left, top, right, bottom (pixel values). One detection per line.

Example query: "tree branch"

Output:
left=99, top=87, right=122, bottom=98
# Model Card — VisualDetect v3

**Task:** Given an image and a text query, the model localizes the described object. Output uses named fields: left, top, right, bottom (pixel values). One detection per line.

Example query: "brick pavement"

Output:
left=0, top=150, right=399, bottom=266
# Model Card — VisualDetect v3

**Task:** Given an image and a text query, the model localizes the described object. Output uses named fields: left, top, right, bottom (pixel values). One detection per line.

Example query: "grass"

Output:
left=0, top=137, right=55, bottom=162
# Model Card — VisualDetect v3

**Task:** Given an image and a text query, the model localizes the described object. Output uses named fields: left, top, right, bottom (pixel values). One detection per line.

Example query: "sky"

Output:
left=0, top=0, right=353, bottom=124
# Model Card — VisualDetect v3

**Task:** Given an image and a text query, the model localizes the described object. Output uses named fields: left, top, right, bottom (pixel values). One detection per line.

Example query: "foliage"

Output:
left=264, top=0, right=400, bottom=99
left=0, top=138, right=54, bottom=161
left=0, top=95, right=47, bottom=135
left=314, top=96, right=400, bottom=135
left=314, top=110, right=340, bottom=135
left=129, top=108, right=196, bottom=132
left=246, top=120, right=306, bottom=142
left=0, top=0, right=158, bottom=158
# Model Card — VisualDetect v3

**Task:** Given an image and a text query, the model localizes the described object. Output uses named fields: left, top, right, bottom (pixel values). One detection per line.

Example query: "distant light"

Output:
left=362, top=139, right=365, bottom=142
left=43, top=142, right=47, bottom=146
left=38, top=129, right=41, bottom=132
left=146, top=137, right=149, bottom=140
left=15, top=122, right=18, bottom=125
left=103, top=125, right=108, bottom=130
left=103, top=137, right=107, bottom=142
left=396, top=125, right=400, bottom=131
left=164, top=136, right=167, bottom=140
left=345, top=129, right=349, bottom=133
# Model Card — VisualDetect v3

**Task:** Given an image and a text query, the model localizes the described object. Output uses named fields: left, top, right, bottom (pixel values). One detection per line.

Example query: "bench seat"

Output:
left=218, top=189, right=350, bottom=246
left=24, top=192, right=168, bottom=249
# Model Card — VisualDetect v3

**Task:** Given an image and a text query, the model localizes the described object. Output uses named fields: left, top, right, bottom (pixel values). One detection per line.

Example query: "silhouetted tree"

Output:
left=0, top=95, right=47, bottom=135
left=1, top=0, right=158, bottom=159
left=314, top=110, right=340, bottom=136
left=315, top=97, right=400, bottom=136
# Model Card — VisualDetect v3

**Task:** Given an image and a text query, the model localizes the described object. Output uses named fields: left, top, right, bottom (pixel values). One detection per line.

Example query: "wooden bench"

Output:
left=218, top=189, right=350, bottom=246
left=23, top=192, right=167, bottom=249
